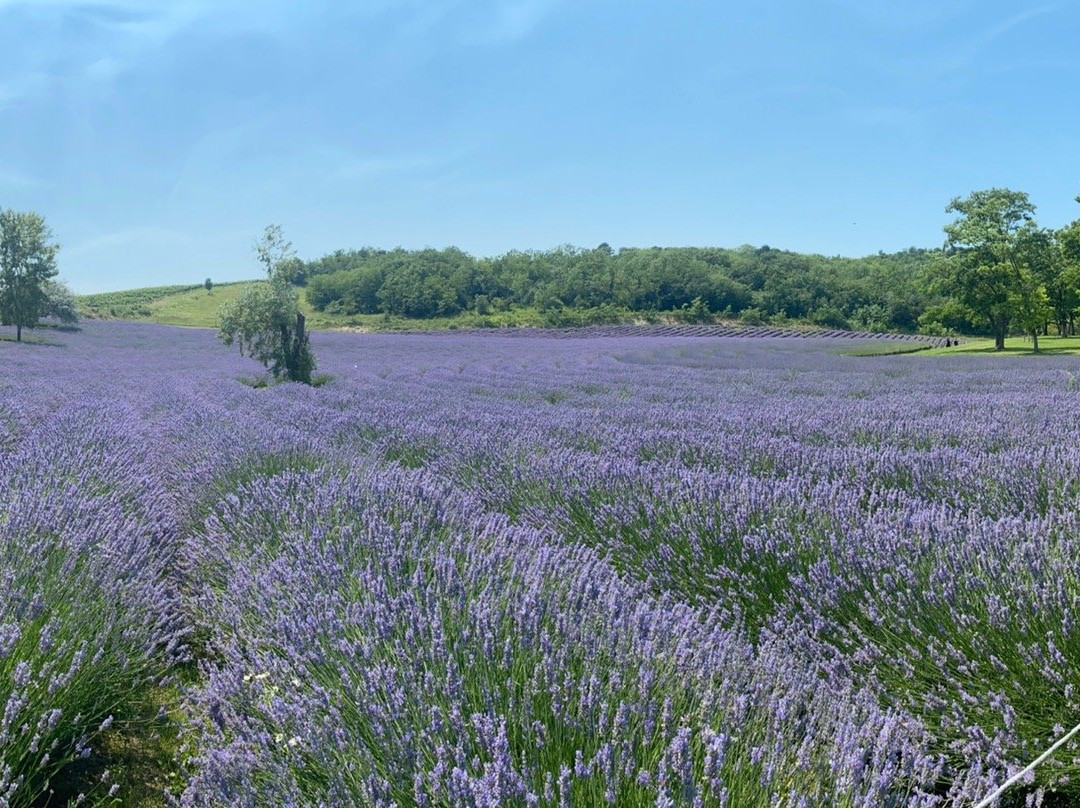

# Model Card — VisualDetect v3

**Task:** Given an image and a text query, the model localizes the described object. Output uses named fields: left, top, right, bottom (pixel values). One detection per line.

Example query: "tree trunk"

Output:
left=16, top=323, right=21, bottom=342
left=1032, top=330, right=1040, bottom=353
left=282, top=312, right=311, bottom=384
left=994, top=329, right=1006, bottom=351
left=278, top=322, right=291, bottom=379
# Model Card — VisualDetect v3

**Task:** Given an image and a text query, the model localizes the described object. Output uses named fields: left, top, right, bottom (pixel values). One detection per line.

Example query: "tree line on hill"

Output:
left=7, top=186, right=1080, bottom=354
left=294, top=188, right=1080, bottom=349
left=301, top=243, right=937, bottom=333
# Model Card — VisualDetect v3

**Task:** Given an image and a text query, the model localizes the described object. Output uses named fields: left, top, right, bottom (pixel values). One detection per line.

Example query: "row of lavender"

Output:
left=418, top=324, right=952, bottom=345
left=0, top=387, right=188, bottom=804
left=1, top=322, right=1076, bottom=804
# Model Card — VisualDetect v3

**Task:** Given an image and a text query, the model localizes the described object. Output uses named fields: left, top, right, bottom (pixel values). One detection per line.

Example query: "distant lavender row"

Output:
left=413, top=323, right=953, bottom=345
left=0, top=321, right=1075, bottom=805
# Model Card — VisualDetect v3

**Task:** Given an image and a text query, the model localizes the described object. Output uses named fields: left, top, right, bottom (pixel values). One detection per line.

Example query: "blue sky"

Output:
left=1, top=0, right=1078, bottom=293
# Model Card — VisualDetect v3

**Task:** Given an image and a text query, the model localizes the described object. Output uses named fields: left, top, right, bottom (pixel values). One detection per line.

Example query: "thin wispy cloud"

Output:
left=826, top=0, right=976, bottom=28
left=66, top=225, right=187, bottom=257
left=952, top=5, right=1062, bottom=68
left=0, top=0, right=208, bottom=108
left=0, top=0, right=1077, bottom=293
left=0, top=165, right=45, bottom=188
left=334, top=155, right=448, bottom=181
left=0, top=72, right=49, bottom=106
left=839, top=105, right=924, bottom=134
left=888, top=5, right=1064, bottom=80
left=478, top=0, right=566, bottom=43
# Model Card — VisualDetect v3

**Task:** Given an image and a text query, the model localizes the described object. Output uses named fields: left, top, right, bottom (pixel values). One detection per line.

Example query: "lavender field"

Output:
left=2, top=322, right=1079, bottom=806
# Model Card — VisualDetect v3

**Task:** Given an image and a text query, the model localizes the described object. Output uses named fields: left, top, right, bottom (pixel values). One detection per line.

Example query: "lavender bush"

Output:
left=0, top=399, right=187, bottom=805
left=179, top=467, right=942, bottom=806
left=2, top=322, right=1079, bottom=805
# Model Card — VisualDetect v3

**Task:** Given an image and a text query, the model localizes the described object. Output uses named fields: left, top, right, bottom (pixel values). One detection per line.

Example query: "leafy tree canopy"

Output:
left=0, top=209, right=60, bottom=341
left=219, top=226, right=315, bottom=383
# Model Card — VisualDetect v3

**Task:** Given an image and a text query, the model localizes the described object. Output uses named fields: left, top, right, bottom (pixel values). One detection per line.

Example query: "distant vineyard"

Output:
left=79, top=282, right=247, bottom=320
left=79, top=285, right=203, bottom=318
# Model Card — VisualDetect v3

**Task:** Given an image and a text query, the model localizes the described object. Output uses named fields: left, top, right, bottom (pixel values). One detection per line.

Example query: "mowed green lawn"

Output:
left=922, top=335, right=1080, bottom=356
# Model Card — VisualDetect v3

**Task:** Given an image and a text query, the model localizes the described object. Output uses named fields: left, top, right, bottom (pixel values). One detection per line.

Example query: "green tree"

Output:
left=850, top=303, right=891, bottom=333
left=205, top=277, right=213, bottom=295
left=276, top=257, right=307, bottom=286
left=42, top=279, right=79, bottom=324
left=219, top=226, right=315, bottom=384
left=254, top=224, right=294, bottom=277
left=295, top=241, right=938, bottom=333
left=1019, top=227, right=1077, bottom=337
left=1057, top=199, right=1080, bottom=335
left=1011, top=267, right=1051, bottom=352
left=917, top=299, right=970, bottom=336
left=941, top=188, right=1039, bottom=350
left=0, top=210, right=59, bottom=341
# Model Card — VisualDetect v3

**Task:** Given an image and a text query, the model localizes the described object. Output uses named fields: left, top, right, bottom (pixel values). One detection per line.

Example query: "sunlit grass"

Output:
left=921, top=335, right=1080, bottom=356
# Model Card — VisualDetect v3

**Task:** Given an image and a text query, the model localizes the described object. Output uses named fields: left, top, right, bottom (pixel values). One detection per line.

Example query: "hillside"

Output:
left=80, top=282, right=247, bottom=326
left=77, top=244, right=946, bottom=334
left=77, top=283, right=542, bottom=332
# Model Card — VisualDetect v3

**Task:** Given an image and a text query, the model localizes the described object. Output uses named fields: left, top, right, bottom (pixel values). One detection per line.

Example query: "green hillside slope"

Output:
left=79, top=283, right=416, bottom=331
left=77, top=283, right=575, bottom=331
left=81, top=282, right=259, bottom=329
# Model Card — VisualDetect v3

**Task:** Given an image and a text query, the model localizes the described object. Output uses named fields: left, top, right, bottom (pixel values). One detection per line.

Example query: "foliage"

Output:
left=0, top=382, right=185, bottom=806
left=79, top=284, right=204, bottom=319
left=0, top=209, right=60, bottom=341
left=218, top=227, right=316, bottom=384
left=71, top=187, right=1080, bottom=349
left=253, top=224, right=294, bottom=279
left=293, top=190, right=1080, bottom=346
left=738, top=306, right=767, bottom=325
left=204, top=277, right=213, bottom=295
left=1010, top=267, right=1052, bottom=351
left=937, top=188, right=1057, bottom=351
left=672, top=296, right=712, bottom=324
left=219, top=280, right=314, bottom=383
left=42, top=279, right=80, bottom=324
left=848, top=303, right=891, bottom=333
left=300, top=243, right=939, bottom=332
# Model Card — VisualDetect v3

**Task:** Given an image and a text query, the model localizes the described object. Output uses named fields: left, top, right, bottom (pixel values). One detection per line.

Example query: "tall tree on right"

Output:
left=1057, top=195, right=1080, bottom=336
left=940, top=188, right=1039, bottom=351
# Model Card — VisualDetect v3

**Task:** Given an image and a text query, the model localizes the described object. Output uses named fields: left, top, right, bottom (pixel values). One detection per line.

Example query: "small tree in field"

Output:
left=204, top=277, right=213, bottom=295
left=43, top=279, right=79, bottom=324
left=219, top=226, right=315, bottom=384
left=0, top=210, right=59, bottom=341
